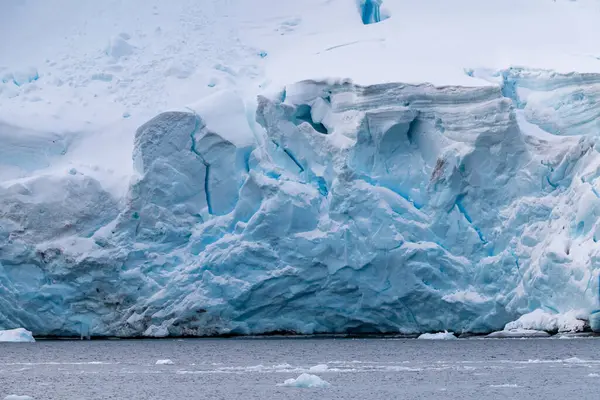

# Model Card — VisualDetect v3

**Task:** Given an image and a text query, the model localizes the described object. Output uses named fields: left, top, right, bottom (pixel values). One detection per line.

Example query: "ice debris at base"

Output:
left=278, top=374, right=331, bottom=388
left=486, top=329, right=550, bottom=338
left=4, top=396, right=34, bottom=400
left=504, top=309, right=587, bottom=333
left=0, top=329, right=35, bottom=343
left=488, top=309, right=588, bottom=337
left=155, top=359, right=174, bottom=365
left=417, top=331, right=457, bottom=340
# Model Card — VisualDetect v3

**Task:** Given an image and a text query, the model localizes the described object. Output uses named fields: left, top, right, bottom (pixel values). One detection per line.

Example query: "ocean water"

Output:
left=2, top=337, right=600, bottom=399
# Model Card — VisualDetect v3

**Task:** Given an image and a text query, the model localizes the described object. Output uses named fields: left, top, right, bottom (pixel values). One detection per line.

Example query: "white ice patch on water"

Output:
left=588, top=373, right=600, bottom=377
left=417, top=331, right=457, bottom=340
left=0, top=328, right=35, bottom=343
left=499, top=357, right=600, bottom=365
left=4, top=396, right=33, bottom=400
left=0, top=361, right=115, bottom=366
left=489, top=384, right=519, bottom=388
left=155, top=359, right=174, bottom=365
left=556, top=334, right=597, bottom=340
left=308, top=364, right=329, bottom=372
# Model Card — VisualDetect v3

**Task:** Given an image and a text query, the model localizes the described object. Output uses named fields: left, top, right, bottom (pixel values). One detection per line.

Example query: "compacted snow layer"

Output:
left=3, top=0, right=600, bottom=337
left=0, top=329, right=35, bottom=343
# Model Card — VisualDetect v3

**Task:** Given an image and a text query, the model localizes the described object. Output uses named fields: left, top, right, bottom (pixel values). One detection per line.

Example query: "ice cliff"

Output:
left=2, top=68, right=600, bottom=337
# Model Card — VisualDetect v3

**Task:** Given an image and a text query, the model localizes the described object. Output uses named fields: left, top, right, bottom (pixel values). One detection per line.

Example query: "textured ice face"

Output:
left=1, top=71, right=600, bottom=337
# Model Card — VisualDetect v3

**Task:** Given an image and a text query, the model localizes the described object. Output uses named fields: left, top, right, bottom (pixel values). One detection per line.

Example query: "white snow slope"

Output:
left=2, top=0, right=600, bottom=336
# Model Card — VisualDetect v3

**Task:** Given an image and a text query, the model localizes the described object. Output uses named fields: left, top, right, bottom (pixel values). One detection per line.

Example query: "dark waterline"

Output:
left=2, top=338, right=600, bottom=399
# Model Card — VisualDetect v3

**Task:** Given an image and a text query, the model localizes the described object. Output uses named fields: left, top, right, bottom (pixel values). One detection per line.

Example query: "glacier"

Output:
left=3, top=0, right=600, bottom=338
left=2, top=69, right=600, bottom=337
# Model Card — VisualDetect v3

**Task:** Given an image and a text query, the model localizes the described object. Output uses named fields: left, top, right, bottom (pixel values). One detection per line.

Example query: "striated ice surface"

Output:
left=3, top=69, right=600, bottom=337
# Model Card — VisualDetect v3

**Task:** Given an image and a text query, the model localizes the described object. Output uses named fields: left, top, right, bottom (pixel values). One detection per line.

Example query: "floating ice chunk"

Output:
left=489, top=384, right=519, bottom=388
left=417, top=331, right=457, bottom=340
left=308, top=364, right=329, bottom=372
left=504, top=310, right=586, bottom=333
left=588, top=373, right=600, bottom=377
left=278, top=373, right=331, bottom=388
left=0, top=328, right=35, bottom=343
left=4, top=396, right=33, bottom=400
left=155, top=359, right=174, bottom=365
left=486, top=329, right=550, bottom=338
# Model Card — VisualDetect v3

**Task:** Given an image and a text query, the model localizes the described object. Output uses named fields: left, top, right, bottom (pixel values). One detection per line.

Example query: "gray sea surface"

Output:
left=2, top=337, right=600, bottom=399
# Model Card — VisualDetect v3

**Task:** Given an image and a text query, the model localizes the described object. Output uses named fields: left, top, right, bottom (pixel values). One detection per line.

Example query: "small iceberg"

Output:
left=155, top=359, right=174, bottom=365
left=417, top=331, right=457, bottom=340
left=4, top=396, right=34, bottom=400
left=0, top=328, right=35, bottom=343
left=278, top=373, right=331, bottom=388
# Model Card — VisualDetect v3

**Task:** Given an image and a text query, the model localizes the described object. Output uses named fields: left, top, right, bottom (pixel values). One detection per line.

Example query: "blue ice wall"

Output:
left=2, top=70, right=600, bottom=337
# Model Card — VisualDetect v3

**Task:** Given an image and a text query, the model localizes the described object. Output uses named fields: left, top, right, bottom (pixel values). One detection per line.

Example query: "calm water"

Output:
left=2, top=337, right=600, bottom=399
